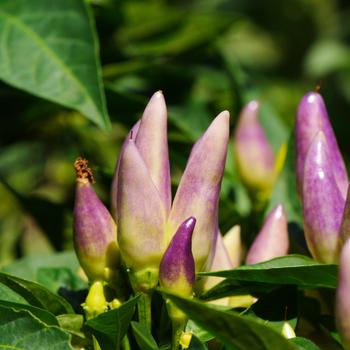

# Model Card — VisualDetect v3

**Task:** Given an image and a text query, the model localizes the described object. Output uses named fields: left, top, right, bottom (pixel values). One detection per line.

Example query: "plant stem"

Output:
left=137, top=292, right=152, bottom=331
left=93, top=336, right=101, bottom=350
left=121, top=335, right=131, bottom=350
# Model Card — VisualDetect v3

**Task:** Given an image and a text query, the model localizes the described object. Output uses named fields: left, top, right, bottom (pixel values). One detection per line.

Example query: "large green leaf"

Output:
left=0, top=272, right=74, bottom=315
left=0, top=305, right=73, bottom=350
left=200, top=255, right=337, bottom=290
left=0, top=0, right=109, bottom=129
left=161, top=291, right=297, bottom=350
left=0, top=300, right=58, bottom=326
left=85, top=295, right=139, bottom=350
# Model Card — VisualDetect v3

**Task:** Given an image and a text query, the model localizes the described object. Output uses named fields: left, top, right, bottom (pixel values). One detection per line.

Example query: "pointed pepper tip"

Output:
left=246, top=100, right=260, bottom=112
left=301, top=91, right=324, bottom=106
left=183, top=216, right=196, bottom=232
left=154, top=90, right=163, bottom=97
left=209, top=110, right=230, bottom=136
left=217, top=110, right=230, bottom=121
left=149, top=90, right=166, bottom=104
left=271, top=203, right=285, bottom=219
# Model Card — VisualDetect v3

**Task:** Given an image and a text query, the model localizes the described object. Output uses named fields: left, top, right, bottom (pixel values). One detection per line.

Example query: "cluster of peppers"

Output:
left=73, top=90, right=350, bottom=349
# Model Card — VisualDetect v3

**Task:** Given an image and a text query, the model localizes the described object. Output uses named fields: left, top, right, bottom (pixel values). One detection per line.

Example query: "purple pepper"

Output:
left=234, top=100, right=276, bottom=195
left=296, top=91, right=348, bottom=199
left=160, top=217, right=196, bottom=297
left=246, top=204, right=289, bottom=265
left=73, top=158, right=118, bottom=281
left=168, top=111, right=230, bottom=272
left=302, top=131, right=345, bottom=263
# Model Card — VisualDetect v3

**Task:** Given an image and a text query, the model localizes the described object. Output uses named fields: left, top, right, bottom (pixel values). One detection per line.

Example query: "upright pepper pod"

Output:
left=296, top=91, right=348, bottom=198
left=246, top=204, right=289, bottom=264
left=302, top=132, right=345, bottom=263
left=73, top=158, right=119, bottom=282
left=160, top=217, right=196, bottom=297
left=234, top=101, right=276, bottom=198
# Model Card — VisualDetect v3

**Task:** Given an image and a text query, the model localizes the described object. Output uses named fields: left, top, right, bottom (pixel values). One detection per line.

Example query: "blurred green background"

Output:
left=1, top=0, right=350, bottom=266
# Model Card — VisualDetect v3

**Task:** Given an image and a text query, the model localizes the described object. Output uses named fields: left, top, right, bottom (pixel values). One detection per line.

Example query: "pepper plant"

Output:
left=2, top=1, right=350, bottom=350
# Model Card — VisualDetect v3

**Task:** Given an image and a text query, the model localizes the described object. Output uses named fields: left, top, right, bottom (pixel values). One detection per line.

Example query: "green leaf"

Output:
left=0, top=282, right=29, bottom=304
left=131, top=321, right=160, bottom=350
left=305, top=40, right=350, bottom=78
left=0, top=272, right=74, bottom=315
left=0, top=300, right=58, bottom=326
left=186, top=320, right=214, bottom=342
left=120, top=4, right=230, bottom=57
left=37, top=267, right=87, bottom=293
left=85, top=295, right=139, bottom=350
left=0, top=305, right=73, bottom=350
left=200, top=255, right=337, bottom=289
left=188, top=335, right=208, bottom=350
left=201, top=279, right=277, bottom=302
left=161, top=291, right=297, bottom=350
left=2, top=251, right=82, bottom=284
left=0, top=0, right=109, bottom=129
left=266, top=132, right=303, bottom=226
left=290, top=337, right=322, bottom=350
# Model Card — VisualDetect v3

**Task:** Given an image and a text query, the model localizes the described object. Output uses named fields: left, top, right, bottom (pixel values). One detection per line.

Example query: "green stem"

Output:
left=93, top=336, right=101, bottom=350
left=121, top=335, right=131, bottom=350
left=137, top=292, right=152, bottom=331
